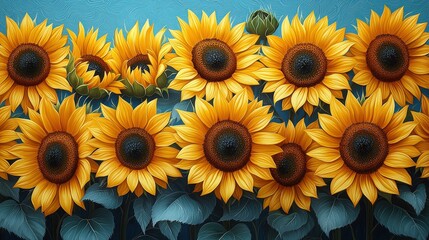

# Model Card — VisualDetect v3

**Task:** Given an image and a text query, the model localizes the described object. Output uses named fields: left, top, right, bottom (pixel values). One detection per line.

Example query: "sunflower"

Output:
left=255, top=120, right=325, bottom=213
left=111, top=21, right=172, bottom=96
left=306, top=90, right=421, bottom=205
left=88, top=98, right=181, bottom=197
left=7, top=95, right=98, bottom=215
left=68, top=23, right=124, bottom=96
left=0, top=14, right=71, bottom=113
left=0, top=106, right=19, bottom=180
left=254, top=12, right=354, bottom=115
left=174, top=90, right=285, bottom=202
left=168, top=10, right=264, bottom=101
left=413, top=95, right=429, bottom=178
left=347, top=6, right=429, bottom=106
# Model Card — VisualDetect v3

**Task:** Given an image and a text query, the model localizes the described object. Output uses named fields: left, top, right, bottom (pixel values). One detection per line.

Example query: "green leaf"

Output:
left=60, top=208, right=114, bottom=240
left=278, top=216, right=315, bottom=240
left=267, top=208, right=308, bottom=235
left=134, top=194, right=155, bottom=233
left=374, top=199, right=429, bottom=240
left=82, top=182, right=123, bottom=209
left=220, top=192, right=262, bottom=222
left=312, top=193, right=360, bottom=236
left=158, top=221, right=181, bottom=240
left=197, top=222, right=251, bottom=240
left=0, top=199, right=46, bottom=240
left=0, top=178, right=19, bottom=201
left=399, top=184, right=427, bottom=215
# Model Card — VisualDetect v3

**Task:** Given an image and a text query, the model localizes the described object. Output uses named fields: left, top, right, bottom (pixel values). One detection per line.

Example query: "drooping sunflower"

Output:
left=111, top=21, right=172, bottom=97
left=255, top=120, right=325, bottom=213
left=0, top=106, right=19, bottom=180
left=306, top=90, right=421, bottom=205
left=8, top=95, right=98, bottom=215
left=0, top=14, right=71, bottom=113
left=347, top=6, right=429, bottom=106
left=174, top=90, right=285, bottom=202
left=413, top=95, right=429, bottom=178
left=68, top=23, right=124, bottom=98
left=89, top=98, right=182, bottom=197
left=255, top=12, right=354, bottom=115
left=168, top=10, right=264, bottom=101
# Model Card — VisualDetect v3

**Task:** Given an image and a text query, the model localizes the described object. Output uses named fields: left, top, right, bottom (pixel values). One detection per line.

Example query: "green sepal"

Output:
left=121, top=79, right=134, bottom=97
left=146, top=84, right=156, bottom=96
left=76, top=84, right=89, bottom=95
left=133, top=81, right=146, bottom=98
left=156, top=72, right=168, bottom=89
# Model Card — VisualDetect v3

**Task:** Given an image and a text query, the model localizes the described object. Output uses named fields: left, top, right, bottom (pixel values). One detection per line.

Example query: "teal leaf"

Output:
left=0, top=178, right=19, bottom=201
left=312, top=193, right=360, bottom=235
left=152, top=189, right=216, bottom=225
left=134, top=194, right=155, bottom=234
left=60, top=208, right=114, bottom=240
left=169, top=99, right=194, bottom=125
left=374, top=199, right=429, bottom=240
left=220, top=192, right=262, bottom=222
left=399, top=184, right=427, bottom=215
left=82, top=182, right=123, bottom=209
left=197, top=222, right=251, bottom=240
left=158, top=221, right=181, bottom=240
left=0, top=199, right=45, bottom=240
left=267, top=208, right=308, bottom=235
left=278, top=216, right=315, bottom=240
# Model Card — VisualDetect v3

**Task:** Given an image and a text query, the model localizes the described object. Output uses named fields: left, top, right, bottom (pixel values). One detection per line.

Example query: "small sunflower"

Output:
left=168, top=10, right=263, bottom=101
left=255, top=120, right=325, bottom=213
left=413, top=95, right=429, bottom=178
left=111, top=21, right=172, bottom=98
left=8, top=95, right=98, bottom=215
left=255, top=12, right=354, bottom=115
left=89, top=98, right=181, bottom=197
left=0, top=106, right=19, bottom=180
left=174, top=90, right=285, bottom=202
left=68, top=23, right=124, bottom=98
left=347, top=6, right=429, bottom=106
left=306, top=90, right=421, bottom=206
left=0, top=14, right=71, bottom=113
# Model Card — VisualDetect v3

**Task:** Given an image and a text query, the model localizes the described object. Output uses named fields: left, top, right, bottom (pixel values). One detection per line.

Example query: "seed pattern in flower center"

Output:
left=76, top=55, right=110, bottom=79
left=270, top=143, right=307, bottom=186
left=128, top=54, right=151, bottom=73
left=115, top=128, right=155, bottom=170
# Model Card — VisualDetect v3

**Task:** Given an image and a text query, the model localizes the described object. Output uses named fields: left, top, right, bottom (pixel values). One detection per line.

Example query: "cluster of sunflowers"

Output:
left=0, top=5, right=429, bottom=240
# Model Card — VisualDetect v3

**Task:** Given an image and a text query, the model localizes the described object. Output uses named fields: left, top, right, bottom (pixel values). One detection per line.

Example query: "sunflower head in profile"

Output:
left=168, top=10, right=264, bottom=101
left=67, top=23, right=125, bottom=99
left=8, top=95, right=99, bottom=215
left=347, top=6, right=429, bottom=106
left=306, top=90, right=421, bottom=206
left=255, top=12, right=354, bottom=115
left=111, top=21, right=172, bottom=98
left=413, top=95, right=429, bottom=178
left=174, top=90, right=285, bottom=202
left=0, top=106, right=19, bottom=180
left=0, top=14, right=71, bottom=113
left=88, top=98, right=181, bottom=197
left=255, top=120, right=325, bottom=213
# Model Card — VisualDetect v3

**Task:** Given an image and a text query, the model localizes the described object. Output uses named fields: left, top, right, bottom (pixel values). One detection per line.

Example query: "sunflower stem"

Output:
left=332, top=228, right=342, bottom=240
left=120, top=194, right=132, bottom=240
left=365, top=199, right=374, bottom=240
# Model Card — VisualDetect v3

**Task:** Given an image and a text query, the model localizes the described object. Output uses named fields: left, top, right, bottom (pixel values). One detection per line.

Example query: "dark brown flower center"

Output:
left=115, top=128, right=155, bottom=170
left=37, top=132, right=79, bottom=184
left=76, top=55, right=110, bottom=79
left=7, top=43, right=50, bottom=86
left=282, top=43, right=327, bottom=87
left=192, top=39, right=237, bottom=82
left=366, top=34, right=409, bottom=82
left=270, top=143, right=307, bottom=186
left=128, top=54, right=150, bottom=73
left=340, top=122, right=388, bottom=173
left=203, top=120, right=252, bottom=172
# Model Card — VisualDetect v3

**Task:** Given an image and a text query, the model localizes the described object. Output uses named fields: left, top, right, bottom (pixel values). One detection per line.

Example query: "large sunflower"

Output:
left=306, top=90, right=421, bottom=205
left=255, top=120, right=325, bottom=213
left=413, top=95, right=429, bottom=178
left=347, top=6, right=429, bottom=106
left=0, top=14, right=71, bottom=113
left=111, top=21, right=171, bottom=95
left=174, top=91, right=285, bottom=202
left=168, top=10, right=263, bottom=101
left=89, top=98, right=181, bottom=197
left=255, top=12, right=354, bottom=115
left=8, top=95, right=98, bottom=215
left=0, top=106, right=19, bottom=179
left=68, top=23, right=124, bottom=96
